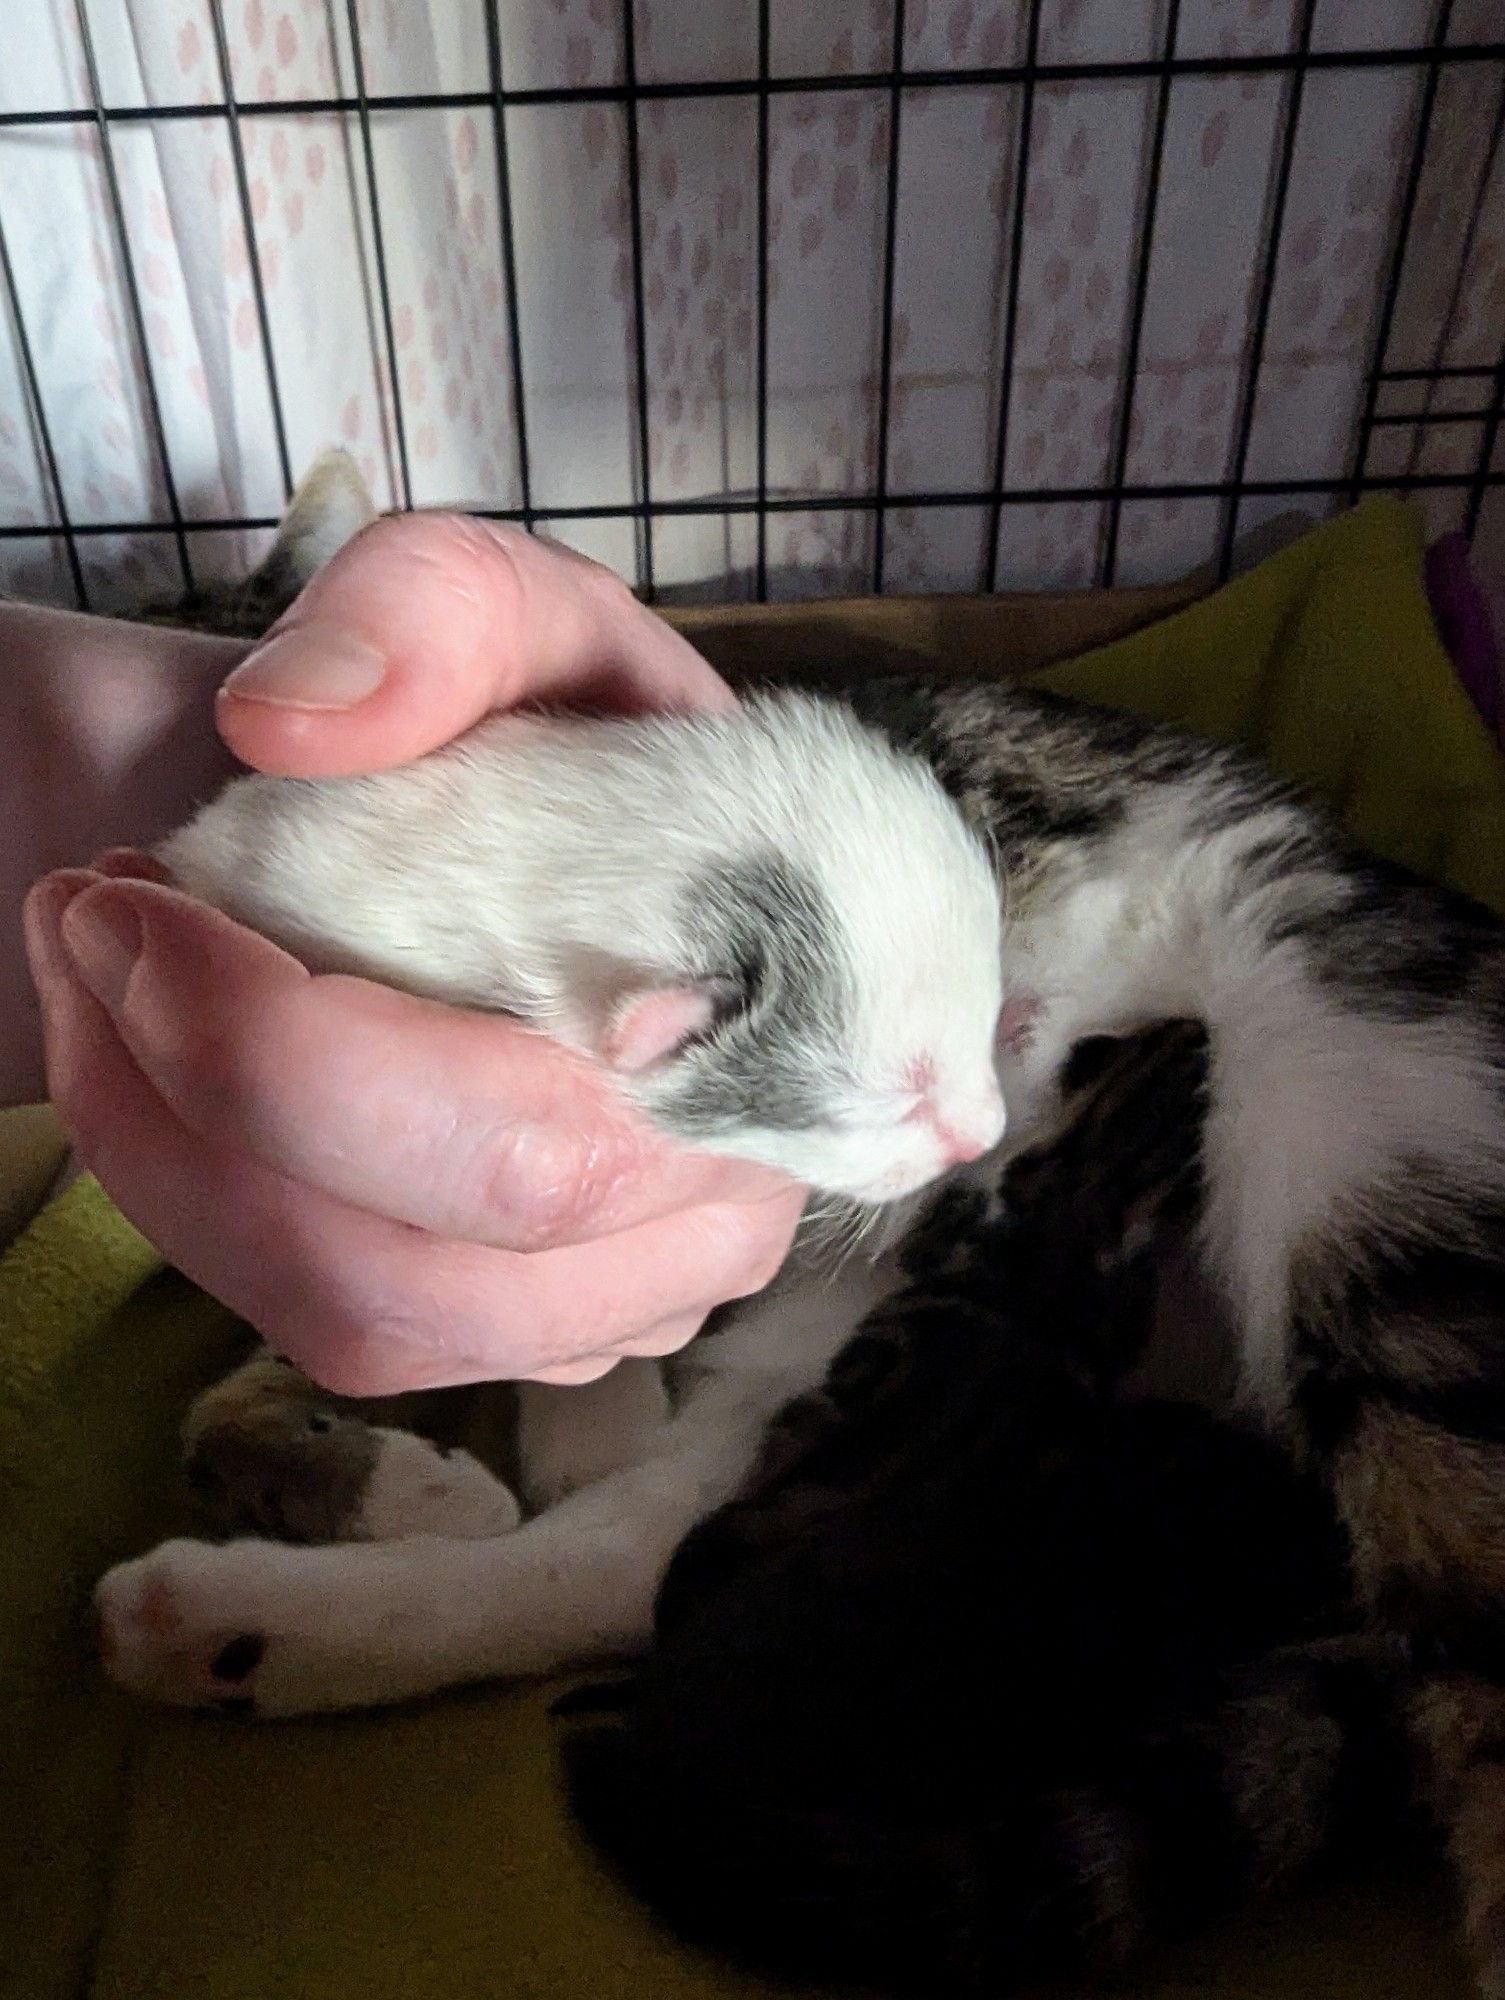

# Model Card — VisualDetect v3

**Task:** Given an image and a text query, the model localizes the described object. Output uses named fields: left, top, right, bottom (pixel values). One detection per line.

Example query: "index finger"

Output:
left=43, top=875, right=797, bottom=1253
left=216, top=514, right=734, bottom=778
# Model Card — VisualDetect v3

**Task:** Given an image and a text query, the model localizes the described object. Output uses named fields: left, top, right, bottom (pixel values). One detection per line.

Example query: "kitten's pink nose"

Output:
left=905, top=1092, right=1005, bottom=1167
left=939, top=1129, right=988, bottom=1166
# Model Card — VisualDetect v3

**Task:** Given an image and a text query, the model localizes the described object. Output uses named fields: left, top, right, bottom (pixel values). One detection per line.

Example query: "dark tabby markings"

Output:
left=1335, top=1406, right=1505, bottom=1622
left=134, top=561, right=305, bottom=643
left=1412, top=1677, right=1505, bottom=1982
left=1276, top=852, right=1505, bottom=1022
left=848, top=678, right=1130, bottom=844
left=182, top=1356, right=382, bottom=1544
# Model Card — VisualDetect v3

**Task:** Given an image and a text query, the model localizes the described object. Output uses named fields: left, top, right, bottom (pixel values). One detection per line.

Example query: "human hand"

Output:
left=25, top=519, right=806, bottom=1389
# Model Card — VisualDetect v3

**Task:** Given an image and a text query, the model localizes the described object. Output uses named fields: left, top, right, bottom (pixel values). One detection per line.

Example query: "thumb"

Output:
left=216, top=512, right=733, bottom=778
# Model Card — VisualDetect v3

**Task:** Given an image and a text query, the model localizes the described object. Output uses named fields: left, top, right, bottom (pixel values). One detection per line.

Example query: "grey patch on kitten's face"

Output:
left=651, top=856, right=851, bottom=1138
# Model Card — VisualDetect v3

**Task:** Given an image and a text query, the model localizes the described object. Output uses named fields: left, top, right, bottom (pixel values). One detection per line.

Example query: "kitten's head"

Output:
left=578, top=698, right=1009, bottom=1205
left=167, top=692, right=1008, bottom=1210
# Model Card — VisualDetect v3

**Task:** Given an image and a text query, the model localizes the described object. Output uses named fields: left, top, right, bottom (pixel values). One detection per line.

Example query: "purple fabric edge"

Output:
left=1425, top=531, right=1503, bottom=744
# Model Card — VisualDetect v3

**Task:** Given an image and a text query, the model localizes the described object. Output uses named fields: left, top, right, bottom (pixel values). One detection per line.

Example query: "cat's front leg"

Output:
left=95, top=1429, right=752, bottom=1716
left=514, top=1359, right=672, bottom=1512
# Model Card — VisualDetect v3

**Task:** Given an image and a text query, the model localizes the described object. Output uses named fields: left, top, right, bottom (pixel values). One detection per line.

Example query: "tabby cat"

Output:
left=101, top=476, right=1505, bottom=1996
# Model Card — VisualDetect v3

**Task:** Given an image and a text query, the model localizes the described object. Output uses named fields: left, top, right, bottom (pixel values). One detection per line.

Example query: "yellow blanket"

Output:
left=3, top=499, right=1494, bottom=2000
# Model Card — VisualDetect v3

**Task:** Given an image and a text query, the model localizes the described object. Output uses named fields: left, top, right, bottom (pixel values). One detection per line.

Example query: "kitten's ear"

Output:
left=600, top=981, right=734, bottom=1073
left=258, top=448, right=378, bottom=595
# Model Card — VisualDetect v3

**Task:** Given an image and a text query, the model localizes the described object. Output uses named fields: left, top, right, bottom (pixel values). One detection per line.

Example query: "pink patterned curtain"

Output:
left=0, top=0, right=1500, bottom=610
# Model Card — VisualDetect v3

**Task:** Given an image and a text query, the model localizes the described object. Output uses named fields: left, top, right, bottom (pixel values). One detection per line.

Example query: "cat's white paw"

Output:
left=98, top=1539, right=290, bottom=1711
left=95, top=1537, right=453, bottom=1715
left=356, top=1430, right=521, bottom=1541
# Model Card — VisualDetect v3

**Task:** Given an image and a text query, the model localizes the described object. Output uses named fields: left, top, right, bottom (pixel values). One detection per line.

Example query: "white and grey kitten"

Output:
left=160, top=695, right=1008, bottom=1204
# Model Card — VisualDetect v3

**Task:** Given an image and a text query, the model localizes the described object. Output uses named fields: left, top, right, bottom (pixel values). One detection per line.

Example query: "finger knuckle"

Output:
left=475, top=1119, right=624, bottom=1252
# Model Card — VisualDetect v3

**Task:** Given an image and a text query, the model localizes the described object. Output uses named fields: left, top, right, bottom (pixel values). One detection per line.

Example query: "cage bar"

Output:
left=985, top=0, right=1045, bottom=591
left=9, top=467, right=1497, bottom=548
left=1467, top=357, right=1505, bottom=539
left=204, top=0, right=293, bottom=503
left=754, top=0, right=770, bottom=602
left=0, top=201, right=87, bottom=606
left=1373, top=407, right=1498, bottom=426
left=2, top=40, right=1504, bottom=133
left=72, top=0, right=193, bottom=589
left=621, top=0, right=655, bottom=600
left=1215, top=0, right=1319, bottom=580
left=870, top=0, right=908, bottom=595
left=1100, top=0, right=1183, bottom=588
left=1349, top=0, right=1459, bottom=504
left=343, top=0, right=413, bottom=510
left=0, top=10, right=1498, bottom=598
left=483, top=1, right=534, bottom=528
left=1401, top=66, right=1505, bottom=481
left=1379, top=364, right=1501, bottom=382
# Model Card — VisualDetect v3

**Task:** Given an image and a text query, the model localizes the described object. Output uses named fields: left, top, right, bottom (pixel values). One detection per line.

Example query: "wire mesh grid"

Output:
left=0, top=0, right=1502, bottom=611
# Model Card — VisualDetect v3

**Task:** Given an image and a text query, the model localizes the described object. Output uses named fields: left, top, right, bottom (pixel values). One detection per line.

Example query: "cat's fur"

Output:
left=566, top=1026, right=1410, bottom=1994
left=95, top=481, right=1505, bottom=1992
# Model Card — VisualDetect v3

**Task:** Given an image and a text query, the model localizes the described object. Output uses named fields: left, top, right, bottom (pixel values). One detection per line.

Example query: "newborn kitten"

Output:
left=160, top=696, right=1008, bottom=1202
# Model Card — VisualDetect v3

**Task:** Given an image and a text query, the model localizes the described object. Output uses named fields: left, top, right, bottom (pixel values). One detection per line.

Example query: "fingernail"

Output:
left=22, top=873, right=97, bottom=989
left=89, top=847, right=172, bottom=885
left=60, top=892, right=141, bottom=1014
left=219, top=624, right=387, bottom=711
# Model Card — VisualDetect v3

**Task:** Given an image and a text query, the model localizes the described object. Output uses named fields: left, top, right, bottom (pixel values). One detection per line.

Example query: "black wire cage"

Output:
left=0, top=0, right=1501, bottom=613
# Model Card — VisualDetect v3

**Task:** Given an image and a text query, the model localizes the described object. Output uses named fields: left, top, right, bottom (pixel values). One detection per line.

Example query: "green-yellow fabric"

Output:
left=2, top=499, right=1496, bottom=2000
left=1037, top=497, right=1505, bottom=913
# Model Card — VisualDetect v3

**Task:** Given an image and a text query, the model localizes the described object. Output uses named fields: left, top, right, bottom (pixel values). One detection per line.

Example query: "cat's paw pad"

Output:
left=357, top=1430, right=521, bottom=1540
left=97, top=1533, right=473, bottom=1717
left=95, top=1541, right=273, bottom=1711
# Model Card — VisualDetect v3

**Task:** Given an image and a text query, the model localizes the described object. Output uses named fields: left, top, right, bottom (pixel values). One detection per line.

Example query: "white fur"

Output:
left=514, top=1360, right=673, bottom=1512
left=162, top=695, right=1006, bottom=1204
left=97, top=1251, right=895, bottom=1712
left=354, top=1430, right=521, bottom=1541
left=269, top=447, right=377, bottom=583
left=997, top=784, right=1505, bottom=1413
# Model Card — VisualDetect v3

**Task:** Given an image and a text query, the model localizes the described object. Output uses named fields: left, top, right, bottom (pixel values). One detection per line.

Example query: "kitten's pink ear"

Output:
left=602, top=985, right=721, bottom=1073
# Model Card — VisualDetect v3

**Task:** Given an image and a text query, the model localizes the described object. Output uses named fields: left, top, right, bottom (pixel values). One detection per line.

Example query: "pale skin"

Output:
left=13, top=516, right=805, bottom=1390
